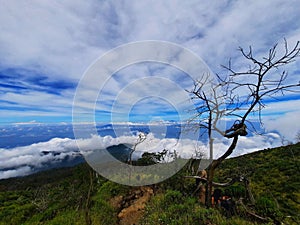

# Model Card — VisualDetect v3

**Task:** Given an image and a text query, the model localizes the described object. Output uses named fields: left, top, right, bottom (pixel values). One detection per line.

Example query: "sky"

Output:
left=0, top=0, right=300, bottom=141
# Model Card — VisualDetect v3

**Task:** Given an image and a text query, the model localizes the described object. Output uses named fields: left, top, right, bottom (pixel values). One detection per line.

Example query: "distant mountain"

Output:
left=0, top=143, right=299, bottom=224
left=106, top=143, right=132, bottom=162
left=0, top=151, right=84, bottom=176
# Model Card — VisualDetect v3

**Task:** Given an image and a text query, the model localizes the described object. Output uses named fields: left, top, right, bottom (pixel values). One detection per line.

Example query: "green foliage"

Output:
left=255, top=196, right=281, bottom=218
left=0, top=163, right=99, bottom=225
left=216, top=143, right=300, bottom=223
left=97, top=180, right=129, bottom=200
left=40, top=210, right=85, bottom=225
left=135, top=149, right=169, bottom=166
left=163, top=190, right=183, bottom=205
left=0, top=143, right=299, bottom=224
left=223, top=184, right=246, bottom=199
left=90, top=198, right=118, bottom=225
left=142, top=190, right=208, bottom=224
left=142, top=190, right=258, bottom=225
left=89, top=180, right=129, bottom=225
left=136, top=152, right=158, bottom=165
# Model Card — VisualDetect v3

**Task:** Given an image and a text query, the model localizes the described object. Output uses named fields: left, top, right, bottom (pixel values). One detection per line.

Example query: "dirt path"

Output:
left=110, top=186, right=153, bottom=225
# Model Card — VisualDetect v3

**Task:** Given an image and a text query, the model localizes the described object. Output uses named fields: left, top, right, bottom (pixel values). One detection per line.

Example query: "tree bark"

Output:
left=185, top=176, right=240, bottom=187
left=205, top=135, right=239, bottom=207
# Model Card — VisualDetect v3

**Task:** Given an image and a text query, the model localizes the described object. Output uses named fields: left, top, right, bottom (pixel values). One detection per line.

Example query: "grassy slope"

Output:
left=0, top=163, right=96, bottom=225
left=0, top=143, right=299, bottom=225
left=216, top=143, right=300, bottom=219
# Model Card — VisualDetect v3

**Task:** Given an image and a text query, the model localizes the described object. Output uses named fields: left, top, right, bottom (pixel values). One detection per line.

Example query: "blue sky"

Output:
left=0, top=0, right=300, bottom=140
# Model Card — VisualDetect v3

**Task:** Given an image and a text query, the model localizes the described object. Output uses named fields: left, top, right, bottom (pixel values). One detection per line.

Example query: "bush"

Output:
left=255, top=196, right=282, bottom=219
left=97, top=181, right=129, bottom=200
left=143, top=190, right=226, bottom=225
left=90, top=199, right=118, bottom=225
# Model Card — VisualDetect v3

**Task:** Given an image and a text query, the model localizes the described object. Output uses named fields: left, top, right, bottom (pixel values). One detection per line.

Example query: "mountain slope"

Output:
left=215, top=143, right=300, bottom=223
left=0, top=143, right=299, bottom=224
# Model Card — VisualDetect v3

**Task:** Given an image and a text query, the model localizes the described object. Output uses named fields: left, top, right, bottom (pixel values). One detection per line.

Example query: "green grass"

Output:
left=0, top=143, right=299, bottom=224
left=216, top=143, right=300, bottom=224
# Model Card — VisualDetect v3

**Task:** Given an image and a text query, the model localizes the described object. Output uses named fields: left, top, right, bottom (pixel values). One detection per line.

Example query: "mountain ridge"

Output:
left=0, top=143, right=299, bottom=224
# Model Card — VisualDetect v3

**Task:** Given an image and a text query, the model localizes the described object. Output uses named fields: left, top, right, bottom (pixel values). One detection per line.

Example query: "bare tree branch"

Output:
left=187, top=39, right=300, bottom=208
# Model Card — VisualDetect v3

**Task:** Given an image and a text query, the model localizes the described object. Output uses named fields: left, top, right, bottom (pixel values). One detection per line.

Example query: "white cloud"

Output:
left=264, top=110, right=300, bottom=141
left=0, top=166, right=33, bottom=180
left=1, top=0, right=299, bottom=80
left=0, top=127, right=284, bottom=179
left=0, top=0, right=299, bottom=184
left=0, top=0, right=299, bottom=133
left=0, top=0, right=107, bottom=78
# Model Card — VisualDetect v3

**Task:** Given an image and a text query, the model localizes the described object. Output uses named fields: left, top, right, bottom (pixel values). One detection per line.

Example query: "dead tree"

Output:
left=128, top=132, right=147, bottom=165
left=128, top=132, right=147, bottom=183
left=188, top=39, right=300, bottom=208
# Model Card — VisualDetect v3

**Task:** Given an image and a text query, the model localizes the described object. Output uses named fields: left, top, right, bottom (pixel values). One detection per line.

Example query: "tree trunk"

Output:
left=205, top=135, right=239, bottom=208
left=205, top=168, right=214, bottom=207
left=85, top=169, right=94, bottom=225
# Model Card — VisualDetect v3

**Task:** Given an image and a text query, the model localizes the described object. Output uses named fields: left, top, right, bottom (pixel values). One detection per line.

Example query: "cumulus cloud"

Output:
left=0, top=166, right=33, bottom=180
left=264, top=110, right=300, bottom=141
left=0, top=128, right=283, bottom=179
left=0, top=138, right=79, bottom=172
left=1, top=0, right=299, bottom=123
left=1, top=0, right=299, bottom=183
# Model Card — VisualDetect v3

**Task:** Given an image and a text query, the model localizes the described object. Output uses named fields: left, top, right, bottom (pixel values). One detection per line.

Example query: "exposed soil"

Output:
left=110, top=186, right=154, bottom=225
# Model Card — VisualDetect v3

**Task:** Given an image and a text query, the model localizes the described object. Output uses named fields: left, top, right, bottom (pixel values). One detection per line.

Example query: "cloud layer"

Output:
left=0, top=129, right=283, bottom=179
left=0, top=1, right=299, bottom=140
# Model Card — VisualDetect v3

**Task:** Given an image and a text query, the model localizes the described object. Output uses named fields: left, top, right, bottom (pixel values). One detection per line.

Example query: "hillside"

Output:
left=216, top=143, right=300, bottom=223
left=0, top=143, right=299, bottom=225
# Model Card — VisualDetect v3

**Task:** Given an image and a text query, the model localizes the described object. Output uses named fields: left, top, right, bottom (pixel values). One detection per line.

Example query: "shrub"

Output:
left=255, top=196, right=282, bottom=219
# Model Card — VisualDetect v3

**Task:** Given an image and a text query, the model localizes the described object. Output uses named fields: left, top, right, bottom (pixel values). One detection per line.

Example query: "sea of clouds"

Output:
left=0, top=123, right=283, bottom=179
